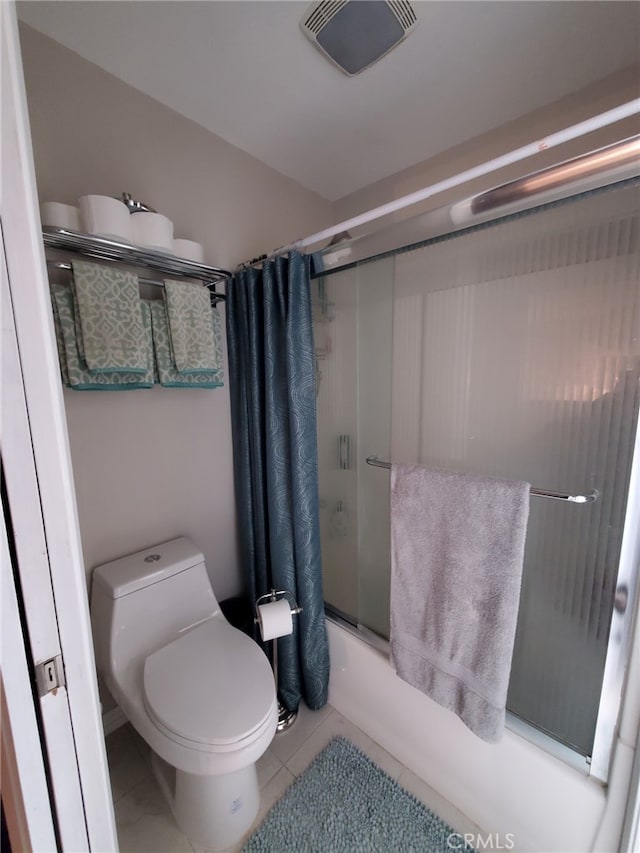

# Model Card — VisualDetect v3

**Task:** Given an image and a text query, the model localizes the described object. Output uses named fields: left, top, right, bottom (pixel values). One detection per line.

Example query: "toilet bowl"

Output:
left=90, top=537, right=278, bottom=850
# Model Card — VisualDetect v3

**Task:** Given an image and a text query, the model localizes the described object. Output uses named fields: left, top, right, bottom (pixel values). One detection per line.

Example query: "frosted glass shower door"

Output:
left=391, top=183, right=639, bottom=757
left=315, top=182, right=638, bottom=759
left=314, top=269, right=359, bottom=623
left=313, top=259, right=394, bottom=638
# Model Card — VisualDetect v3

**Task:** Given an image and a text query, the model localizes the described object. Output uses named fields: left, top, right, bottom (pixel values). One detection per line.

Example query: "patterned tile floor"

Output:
left=107, top=703, right=484, bottom=852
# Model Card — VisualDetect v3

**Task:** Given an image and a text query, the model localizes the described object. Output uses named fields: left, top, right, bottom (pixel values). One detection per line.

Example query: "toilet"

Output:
left=90, top=537, right=278, bottom=850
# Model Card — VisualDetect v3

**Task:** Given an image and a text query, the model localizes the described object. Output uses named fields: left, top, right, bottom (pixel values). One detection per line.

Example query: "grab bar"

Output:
left=365, top=456, right=598, bottom=504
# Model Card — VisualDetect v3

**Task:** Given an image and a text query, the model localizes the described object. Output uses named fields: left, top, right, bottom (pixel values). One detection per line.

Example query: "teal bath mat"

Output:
left=243, top=736, right=474, bottom=852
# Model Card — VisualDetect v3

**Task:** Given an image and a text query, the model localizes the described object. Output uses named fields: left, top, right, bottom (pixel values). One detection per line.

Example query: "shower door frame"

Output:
left=590, top=410, right=640, bottom=781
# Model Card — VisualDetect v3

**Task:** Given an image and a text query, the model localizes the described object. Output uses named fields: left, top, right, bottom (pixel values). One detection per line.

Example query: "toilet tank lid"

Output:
left=92, top=537, right=205, bottom=599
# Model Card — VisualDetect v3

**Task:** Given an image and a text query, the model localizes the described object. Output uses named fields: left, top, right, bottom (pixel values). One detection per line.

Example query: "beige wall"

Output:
left=19, top=23, right=334, bottom=601
left=334, top=65, right=640, bottom=233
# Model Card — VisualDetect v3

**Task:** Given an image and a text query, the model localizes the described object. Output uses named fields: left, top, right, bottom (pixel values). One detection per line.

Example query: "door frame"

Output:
left=1, top=3, right=118, bottom=849
left=1, top=491, right=58, bottom=852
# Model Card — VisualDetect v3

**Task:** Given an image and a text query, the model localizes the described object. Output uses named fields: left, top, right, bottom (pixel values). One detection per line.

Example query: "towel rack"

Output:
left=365, top=456, right=599, bottom=504
left=43, top=227, right=230, bottom=303
left=46, top=260, right=227, bottom=304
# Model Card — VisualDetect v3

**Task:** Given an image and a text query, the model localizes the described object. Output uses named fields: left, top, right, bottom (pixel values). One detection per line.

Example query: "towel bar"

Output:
left=365, top=456, right=598, bottom=503
left=47, top=260, right=225, bottom=304
left=43, top=226, right=228, bottom=302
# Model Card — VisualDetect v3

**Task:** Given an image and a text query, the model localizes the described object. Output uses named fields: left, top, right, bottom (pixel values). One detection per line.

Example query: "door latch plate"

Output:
left=35, top=654, right=65, bottom=697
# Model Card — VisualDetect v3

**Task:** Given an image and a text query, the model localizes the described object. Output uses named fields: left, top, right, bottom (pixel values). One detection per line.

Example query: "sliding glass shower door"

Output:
left=313, top=258, right=394, bottom=639
left=313, top=180, right=639, bottom=760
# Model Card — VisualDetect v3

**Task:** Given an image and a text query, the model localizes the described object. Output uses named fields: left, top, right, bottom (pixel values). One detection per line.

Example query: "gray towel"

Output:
left=390, top=465, right=530, bottom=743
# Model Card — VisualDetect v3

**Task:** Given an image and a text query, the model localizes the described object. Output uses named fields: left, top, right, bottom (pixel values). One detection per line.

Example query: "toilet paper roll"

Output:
left=172, top=238, right=204, bottom=263
left=40, top=201, right=81, bottom=231
left=257, top=599, right=293, bottom=642
left=79, top=194, right=132, bottom=242
left=131, top=212, right=174, bottom=252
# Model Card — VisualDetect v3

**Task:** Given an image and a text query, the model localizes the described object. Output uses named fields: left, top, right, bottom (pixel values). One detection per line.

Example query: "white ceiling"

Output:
left=17, top=1, right=640, bottom=202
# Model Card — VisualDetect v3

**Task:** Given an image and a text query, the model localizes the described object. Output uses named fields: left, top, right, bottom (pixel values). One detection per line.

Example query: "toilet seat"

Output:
left=143, top=618, right=276, bottom=751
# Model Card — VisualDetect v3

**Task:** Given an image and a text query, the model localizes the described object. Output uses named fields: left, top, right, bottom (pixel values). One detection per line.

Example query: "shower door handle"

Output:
left=338, top=435, right=351, bottom=470
left=614, top=584, right=628, bottom=614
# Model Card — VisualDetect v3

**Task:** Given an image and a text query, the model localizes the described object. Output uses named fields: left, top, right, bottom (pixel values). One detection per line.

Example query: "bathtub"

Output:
left=326, top=618, right=637, bottom=853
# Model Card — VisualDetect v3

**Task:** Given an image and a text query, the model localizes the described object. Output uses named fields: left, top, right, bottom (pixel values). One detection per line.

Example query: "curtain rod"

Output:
left=246, top=99, right=639, bottom=266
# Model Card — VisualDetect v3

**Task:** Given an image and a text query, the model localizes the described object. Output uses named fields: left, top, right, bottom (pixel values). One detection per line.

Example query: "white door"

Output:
left=1, top=4, right=118, bottom=850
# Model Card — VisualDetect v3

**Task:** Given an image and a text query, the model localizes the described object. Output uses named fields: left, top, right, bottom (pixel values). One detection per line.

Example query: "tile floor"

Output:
left=107, top=702, right=484, bottom=852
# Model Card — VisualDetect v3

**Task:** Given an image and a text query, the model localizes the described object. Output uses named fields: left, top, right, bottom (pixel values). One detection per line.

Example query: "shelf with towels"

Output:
left=43, top=227, right=230, bottom=303
left=365, top=455, right=599, bottom=503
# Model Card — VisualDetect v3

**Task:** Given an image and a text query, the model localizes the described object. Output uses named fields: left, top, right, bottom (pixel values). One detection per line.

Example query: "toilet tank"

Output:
left=90, top=537, right=221, bottom=678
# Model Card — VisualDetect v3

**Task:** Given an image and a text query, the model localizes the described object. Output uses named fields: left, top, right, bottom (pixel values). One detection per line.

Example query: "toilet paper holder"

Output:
left=254, top=589, right=303, bottom=732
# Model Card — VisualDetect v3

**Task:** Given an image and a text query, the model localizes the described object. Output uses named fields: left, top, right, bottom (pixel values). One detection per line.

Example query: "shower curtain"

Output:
left=226, top=252, right=329, bottom=711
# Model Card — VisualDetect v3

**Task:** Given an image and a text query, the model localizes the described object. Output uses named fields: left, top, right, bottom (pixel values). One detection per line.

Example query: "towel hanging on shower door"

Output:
left=390, top=464, right=530, bottom=743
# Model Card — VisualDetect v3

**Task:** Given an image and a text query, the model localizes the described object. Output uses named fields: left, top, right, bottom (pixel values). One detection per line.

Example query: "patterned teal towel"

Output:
left=163, top=280, right=223, bottom=374
left=50, top=287, right=70, bottom=387
left=51, top=284, right=154, bottom=390
left=71, top=260, right=148, bottom=373
left=149, top=299, right=224, bottom=388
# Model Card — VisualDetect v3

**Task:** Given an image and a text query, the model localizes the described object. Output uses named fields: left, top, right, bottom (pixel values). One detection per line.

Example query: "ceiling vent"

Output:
left=300, top=1, right=419, bottom=76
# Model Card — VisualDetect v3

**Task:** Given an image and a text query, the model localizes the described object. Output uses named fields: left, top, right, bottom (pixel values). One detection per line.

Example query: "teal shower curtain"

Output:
left=226, top=252, right=329, bottom=711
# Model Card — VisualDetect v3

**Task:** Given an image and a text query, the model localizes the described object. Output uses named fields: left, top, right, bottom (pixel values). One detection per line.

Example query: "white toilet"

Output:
left=90, top=537, right=278, bottom=850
